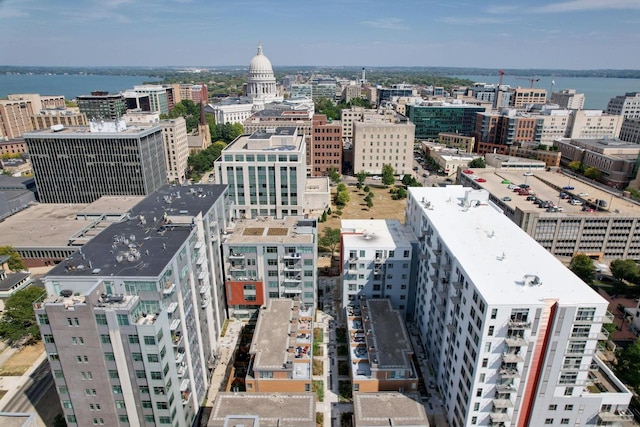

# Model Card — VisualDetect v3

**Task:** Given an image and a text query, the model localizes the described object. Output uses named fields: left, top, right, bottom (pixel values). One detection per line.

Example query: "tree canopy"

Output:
left=569, top=253, right=595, bottom=284
left=328, top=167, right=341, bottom=184
left=583, top=167, right=602, bottom=180
left=615, top=338, right=640, bottom=391
left=610, top=259, right=640, bottom=283
left=0, top=286, right=46, bottom=345
left=162, top=99, right=201, bottom=132
left=381, top=164, right=395, bottom=186
left=468, top=157, right=486, bottom=168
left=319, top=227, right=341, bottom=256
left=334, top=183, right=350, bottom=207
left=0, top=246, right=25, bottom=271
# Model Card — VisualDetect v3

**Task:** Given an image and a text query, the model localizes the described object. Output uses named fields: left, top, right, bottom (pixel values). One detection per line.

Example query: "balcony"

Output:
left=598, top=411, right=634, bottom=422
left=163, top=282, right=176, bottom=295
left=199, top=283, right=209, bottom=294
left=430, top=262, right=440, bottom=269
left=196, top=256, right=206, bottom=265
left=167, top=302, right=178, bottom=315
left=283, top=288, right=302, bottom=295
left=283, top=253, right=301, bottom=260
left=228, top=253, right=245, bottom=260
left=175, top=350, right=185, bottom=364
left=198, top=271, right=207, bottom=280
left=495, top=383, right=516, bottom=393
left=603, top=311, right=615, bottom=324
left=446, top=323, right=457, bottom=333
left=492, top=398, right=514, bottom=409
left=177, top=364, right=186, bottom=378
left=419, top=253, right=429, bottom=260
left=170, top=318, right=181, bottom=331
left=194, top=241, right=203, bottom=250
left=489, top=413, right=511, bottom=423
left=347, top=268, right=358, bottom=275
left=498, top=368, right=520, bottom=378
left=505, top=336, right=527, bottom=347
left=450, top=293, right=461, bottom=305
left=507, top=320, right=531, bottom=329
left=172, top=333, right=183, bottom=348
left=452, top=281, right=463, bottom=290
left=502, top=353, right=524, bottom=364
left=283, top=276, right=301, bottom=283
left=348, top=257, right=358, bottom=263
left=373, top=269, right=382, bottom=275
left=374, top=257, right=384, bottom=264
left=284, top=265, right=302, bottom=272
left=229, top=264, right=246, bottom=271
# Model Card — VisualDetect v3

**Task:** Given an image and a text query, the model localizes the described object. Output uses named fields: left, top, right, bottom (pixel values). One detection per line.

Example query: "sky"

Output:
left=1, top=0, right=640, bottom=69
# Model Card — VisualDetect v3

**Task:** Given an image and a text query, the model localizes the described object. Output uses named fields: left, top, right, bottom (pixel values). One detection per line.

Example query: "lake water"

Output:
left=454, top=74, right=640, bottom=110
left=0, top=74, right=162, bottom=100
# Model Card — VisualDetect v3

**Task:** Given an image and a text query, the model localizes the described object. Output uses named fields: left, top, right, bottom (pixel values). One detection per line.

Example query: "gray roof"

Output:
left=365, top=299, right=413, bottom=369
left=0, top=272, right=29, bottom=292
left=45, top=184, right=227, bottom=278
left=209, top=393, right=315, bottom=427
left=353, top=393, right=429, bottom=427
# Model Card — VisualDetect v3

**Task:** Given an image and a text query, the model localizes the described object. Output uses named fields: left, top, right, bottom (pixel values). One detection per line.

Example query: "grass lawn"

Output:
left=313, top=380, right=324, bottom=402
left=316, top=412, right=324, bottom=427
left=319, top=184, right=407, bottom=236
left=0, top=342, right=44, bottom=376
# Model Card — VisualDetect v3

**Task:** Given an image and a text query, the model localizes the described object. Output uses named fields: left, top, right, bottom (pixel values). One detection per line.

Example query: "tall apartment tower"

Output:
left=509, top=87, right=547, bottom=108
left=133, top=86, right=170, bottom=115
left=160, top=118, right=189, bottom=184
left=405, top=187, right=631, bottom=427
left=34, top=184, right=231, bottom=427
left=215, top=127, right=307, bottom=219
left=550, top=89, right=585, bottom=110
left=222, top=216, right=317, bottom=317
left=0, top=99, right=34, bottom=139
left=340, top=219, right=417, bottom=317
left=24, top=121, right=166, bottom=203
left=77, top=91, right=126, bottom=120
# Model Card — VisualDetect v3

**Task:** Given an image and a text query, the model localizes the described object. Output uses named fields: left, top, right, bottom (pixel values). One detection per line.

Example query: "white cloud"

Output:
left=441, top=16, right=512, bottom=24
left=361, top=18, right=409, bottom=31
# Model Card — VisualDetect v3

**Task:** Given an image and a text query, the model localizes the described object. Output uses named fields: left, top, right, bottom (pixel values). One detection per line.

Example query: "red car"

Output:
left=475, top=177, right=487, bottom=183
left=463, top=169, right=474, bottom=174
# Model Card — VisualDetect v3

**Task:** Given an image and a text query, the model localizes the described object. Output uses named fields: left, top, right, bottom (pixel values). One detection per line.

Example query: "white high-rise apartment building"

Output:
left=606, top=92, right=640, bottom=119
left=550, top=89, right=585, bottom=110
left=340, top=219, right=417, bottom=317
left=405, top=186, right=631, bottom=427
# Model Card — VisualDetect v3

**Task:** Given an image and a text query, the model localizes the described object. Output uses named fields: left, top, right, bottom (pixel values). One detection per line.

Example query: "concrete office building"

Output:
left=377, top=84, right=416, bottom=106
left=346, top=299, right=418, bottom=393
left=35, top=184, right=231, bottom=427
left=466, top=84, right=511, bottom=109
left=550, top=89, right=585, bottom=110
left=606, top=92, right=640, bottom=119
left=509, top=87, right=547, bottom=107
left=122, top=91, right=152, bottom=112
left=405, top=102, right=485, bottom=140
left=341, top=83, right=362, bottom=103
left=567, top=110, right=622, bottom=140
left=0, top=99, right=34, bottom=139
left=406, top=186, right=631, bottom=427
left=221, top=216, right=318, bottom=317
left=205, top=99, right=254, bottom=125
left=619, top=117, right=640, bottom=144
left=554, top=138, right=640, bottom=188
left=214, top=127, right=307, bottom=219
left=539, top=108, right=571, bottom=146
left=245, top=299, right=313, bottom=392
left=8, top=94, right=66, bottom=113
left=290, top=84, right=312, bottom=99
left=31, top=109, right=88, bottom=130
left=341, top=106, right=365, bottom=141
left=340, top=220, right=416, bottom=316
left=160, top=118, right=189, bottom=184
left=352, top=110, right=415, bottom=176
left=474, top=110, right=543, bottom=155
left=77, top=91, right=126, bottom=120
left=311, top=114, right=342, bottom=177
left=25, top=121, right=166, bottom=203
left=458, top=168, right=640, bottom=261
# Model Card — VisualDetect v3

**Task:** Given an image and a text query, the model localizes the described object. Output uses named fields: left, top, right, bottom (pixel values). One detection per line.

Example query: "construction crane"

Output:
left=498, top=70, right=505, bottom=86
left=515, top=77, right=540, bottom=88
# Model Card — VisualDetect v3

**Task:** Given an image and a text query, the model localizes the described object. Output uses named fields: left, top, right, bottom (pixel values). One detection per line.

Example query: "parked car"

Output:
left=422, top=173, right=429, bottom=178
left=563, top=185, right=575, bottom=190
left=502, top=196, right=512, bottom=201
left=371, top=175, right=382, bottom=180
left=463, top=169, right=474, bottom=174
left=413, top=166, right=419, bottom=171
left=526, top=195, right=536, bottom=201
left=475, top=177, right=487, bottom=183
left=508, top=184, right=517, bottom=190
left=569, top=199, right=583, bottom=206
left=519, top=184, right=530, bottom=189
left=523, top=172, right=534, bottom=176
left=578, top=192, right=588, bottom=197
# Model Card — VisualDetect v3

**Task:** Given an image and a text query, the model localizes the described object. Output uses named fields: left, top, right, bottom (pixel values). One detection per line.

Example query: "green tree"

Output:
left=584, top=167, right=602, bottom=180
left=355, top=171, right=369, bottom=185
left=402, top=174, right=414, bottom=186
left=328, top=168, right=341, bottom=184
left=396, top=187, right=408, bottom=199
left=314, top=97, right=341, bottom=121
left=610, top=259, right=640, bottom=283
left=569, top=253, right=595, bottom=284
left=0, top=286, right=46, bottom=345
left=468, top=157, right=486, bottom=168
left=319, top=227, right=341, bottom=257
left=615, top=339, right=640, bottom=391
left=364, top=193, right=372, bottom=203
left=335, top=190, right=349, bottom=207
left=381, top=164, right=395, bottom=186
left=366, top=198, right=373, bottom=210
left=568, top=161, right=583, bottom=173
left=0, top=246, right=25, bottom=271
left=363, top=185, right=370, bottom=193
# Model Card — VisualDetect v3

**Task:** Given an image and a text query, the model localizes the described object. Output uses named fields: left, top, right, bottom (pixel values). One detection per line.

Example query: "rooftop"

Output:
left=250, top=299, right=312, bottom=371
left=44, top=185, right=226, bottom=278
left=23, top=123, right=160, bottom=137
left=353, top=393, right=429, bottom=427
left=363, top=299, right=414, bottom=370
left=0, top=196, right=142, bottom=248
left=341, top=219, right=413, bottom=249
left=304, top=177, right=329, bottom=194
left=222, top=216, right=315, bottom=245
left=409, top=186, right=608, bottom=306
left=224, top=127, right=304, bottom=153
left=209, top=393, right=315, bottom=427
left=0, top=272, right=30, bottom=292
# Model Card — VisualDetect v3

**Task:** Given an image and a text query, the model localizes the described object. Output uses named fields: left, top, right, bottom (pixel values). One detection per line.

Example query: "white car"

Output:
left=578, top=192, right=588, bottom=197
left=569, top=199, right=583, bottom=206
left=523, top=172, right=534, bottom=176
left=371, top=175, right=382, bottom=180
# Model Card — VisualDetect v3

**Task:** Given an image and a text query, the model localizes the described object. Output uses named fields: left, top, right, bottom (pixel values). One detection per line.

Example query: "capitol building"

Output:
left=206, top=43, right=312, bottom=125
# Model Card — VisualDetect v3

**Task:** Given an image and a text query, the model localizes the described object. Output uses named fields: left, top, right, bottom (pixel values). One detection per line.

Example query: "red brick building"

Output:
left=311, top=114, right=342, bottom=177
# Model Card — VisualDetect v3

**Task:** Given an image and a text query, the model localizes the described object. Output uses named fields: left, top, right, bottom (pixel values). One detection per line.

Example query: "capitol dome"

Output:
left=245, top=42, right=281, bottom=106
left=249, top=43, right=274, bottom=75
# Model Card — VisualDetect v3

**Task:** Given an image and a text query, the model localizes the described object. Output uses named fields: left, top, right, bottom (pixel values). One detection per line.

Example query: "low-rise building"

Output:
left=346, top=299, right=418, bottom=393
left=30, top=109, right=87, bottom=130
left=0, top=254, right=31, bottom=312
left=618, top=117, right=640, bottom=144
left=352, top=393, right=429, bottom=427
left=245, top=299, right=312, bottom=393
left=437, top=132, right=475, bottom=153
left=209, top=393, right=315, bottom=427
left=484, top=153, right=546, bottom=171
left=509, top=87, right=547, bottom=107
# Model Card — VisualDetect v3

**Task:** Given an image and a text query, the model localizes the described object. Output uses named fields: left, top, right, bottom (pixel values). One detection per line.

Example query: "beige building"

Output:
left=539, top=109, right=571, bottom=145
left=341, top=83, right=361, bottom=103
left=0, top=139, right=27, bottom=156
left=0, top=99, right=34, bottom=139
left=567, top=110, right=622, bottom=139
left=437, top=132, right=475, bottom=153
left=550, top=89, right=585, bottom=109
left=507, top=146, right=561, bottom=167
left=160, top=118, right=189, bottom=183
left=352, top=109, right=415, bottom=175
left=341, top=106, right=365, bottom=141
left=31, top=109, right=87, bottom=130
left=619, top=117, right=640, bottom=144
left=509, top=87, right=547, bottom=107
left=8, top=94, right=65, bottom=113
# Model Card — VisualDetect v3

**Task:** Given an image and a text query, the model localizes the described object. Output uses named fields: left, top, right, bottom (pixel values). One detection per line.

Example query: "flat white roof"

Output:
left=341, top=219, right=410, bottom=249
left=409, top=186, right=607, bottom=306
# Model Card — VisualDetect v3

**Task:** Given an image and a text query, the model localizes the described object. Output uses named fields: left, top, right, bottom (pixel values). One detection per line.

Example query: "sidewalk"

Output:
left=205, top=319, right=243, bottom=407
